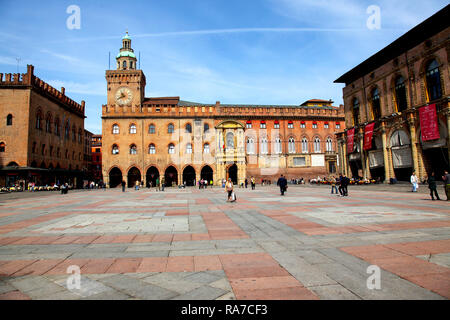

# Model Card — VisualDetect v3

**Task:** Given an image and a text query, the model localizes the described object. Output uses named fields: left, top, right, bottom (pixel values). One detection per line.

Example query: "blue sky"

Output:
left=0, top=0, right=448, bottom=134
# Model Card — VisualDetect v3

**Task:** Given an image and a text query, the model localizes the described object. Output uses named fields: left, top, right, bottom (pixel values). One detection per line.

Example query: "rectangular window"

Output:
left=293, top=157, right=306, bottom=166
left=246, top=123, right=252, bottom=129
left=288, top=123, right=294, bottom=129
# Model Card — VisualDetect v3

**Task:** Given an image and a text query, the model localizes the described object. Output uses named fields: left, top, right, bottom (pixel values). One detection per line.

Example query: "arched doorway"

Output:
left=164, top=166, right=178, bottom=187
left=201, top=165, right=214, bottom=184
left=228, top=164, right=238, bottom=185
left=390, top=130, right=413, bottom=181
left=109, top=167, right=123, bottom=188
left=6, top=162, right=19, bottom=167
left=183, top=166, right=196, bottom=186
left=146, top=166, right=160, bottom=187
left=128, top=167, right=141, bottom=188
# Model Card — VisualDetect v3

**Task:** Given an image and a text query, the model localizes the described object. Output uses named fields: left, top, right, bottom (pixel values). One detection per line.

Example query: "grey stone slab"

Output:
left=100, top=274, right=178, bottom=300
left=309, top=284, right=361, bottom=300
left=270, top=251, right=337, bottom=287
left=81, top=290, right=131, bottom=300
left=183, top=272, right=222, bottom=284
left=316, top=262, right=444, bottom=300
left=171, top=285, right=227, bottom=300
left=0, top=282, right=16, bottom=294
left=9, top=275, right=59, bottom=293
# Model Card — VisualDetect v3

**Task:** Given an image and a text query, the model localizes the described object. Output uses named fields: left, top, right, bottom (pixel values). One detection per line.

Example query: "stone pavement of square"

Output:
left=0, top=185, right=448, bottom=300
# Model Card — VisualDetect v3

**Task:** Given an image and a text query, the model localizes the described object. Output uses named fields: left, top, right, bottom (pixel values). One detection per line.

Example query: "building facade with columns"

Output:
left=0, top=65, right=87, bottom=188
left=102, top=33, right=345, bottom=188
left=335, top=6, right=450, bottom=182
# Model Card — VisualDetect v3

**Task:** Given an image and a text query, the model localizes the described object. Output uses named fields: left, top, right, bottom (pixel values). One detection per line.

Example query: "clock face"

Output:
left=115, top=87, right=133, bottom=105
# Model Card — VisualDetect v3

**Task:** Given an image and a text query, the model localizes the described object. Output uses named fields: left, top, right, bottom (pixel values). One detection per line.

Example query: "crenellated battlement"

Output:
left=0, top=65, right=85, bottom=116
left=102, top=99, right=344, bottom=120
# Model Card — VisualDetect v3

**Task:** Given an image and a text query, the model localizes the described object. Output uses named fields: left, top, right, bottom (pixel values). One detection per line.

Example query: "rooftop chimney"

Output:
left=61, top=87, right=65, bottom=95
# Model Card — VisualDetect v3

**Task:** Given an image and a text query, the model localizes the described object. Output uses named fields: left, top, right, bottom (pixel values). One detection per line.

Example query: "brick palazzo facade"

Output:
left=335, top=5, right=450, bottom=182
left=102, top=33, right=345, bottom=188
left=91, top=134, right=103, bottom=182
left=0, top=65, right=87, bottom=188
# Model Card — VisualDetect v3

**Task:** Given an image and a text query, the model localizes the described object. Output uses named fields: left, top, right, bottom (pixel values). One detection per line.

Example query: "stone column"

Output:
left=407, top=114, right=420, bottom=175
left=380, top=122, right=391, bottom=183
left=104, top=174, right=110, bottom=188
left=358, top=129, right=368, bottom=179
left=446, top=106, right=450, bottom=168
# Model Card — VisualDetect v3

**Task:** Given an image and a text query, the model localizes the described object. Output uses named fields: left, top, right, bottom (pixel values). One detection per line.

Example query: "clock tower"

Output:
left=106, top=31, right=146, bottom=108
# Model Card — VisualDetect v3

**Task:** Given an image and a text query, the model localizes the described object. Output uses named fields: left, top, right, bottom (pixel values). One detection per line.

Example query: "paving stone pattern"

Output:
left=0, top=184, right=449, bottom=300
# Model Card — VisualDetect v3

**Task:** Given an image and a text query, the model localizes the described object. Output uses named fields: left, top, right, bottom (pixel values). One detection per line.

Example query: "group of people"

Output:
left=422, top=170, right=450, bottom=201
left=199, top=179, right=212, bottom=189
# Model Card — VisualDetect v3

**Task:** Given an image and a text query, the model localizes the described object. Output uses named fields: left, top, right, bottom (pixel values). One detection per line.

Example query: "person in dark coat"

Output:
left=277, top=174, right=288, bottom=196
left=427, top=172, right=440, bottom=201
left=121, top=180, right=126, bottom=192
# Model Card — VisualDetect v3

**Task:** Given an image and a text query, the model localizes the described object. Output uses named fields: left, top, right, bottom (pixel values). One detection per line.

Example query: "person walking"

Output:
left=251, top=177, right=255, bottom=190
left=331, top=176, right=338, bottom=194
left=226, top=178, right=234, bottom=202
left=427, top=172, right=440, bottom=201
left=161, top=177, right=165, bottom=192
left=442, top=170, right=450, bottom=201
left=121, top=180, right=126, bottom=192
left=277, top=174, right=288, bottom=196
left=135, top=180, right=140, bottom=191
left=245, top=178, right=248, bottom=189
left=155, top=177, right=160, bottom=191
left=411, top=171, right=419, bottom=192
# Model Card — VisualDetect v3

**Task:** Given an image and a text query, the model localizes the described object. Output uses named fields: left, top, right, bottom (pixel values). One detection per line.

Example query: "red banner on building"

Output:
left=419, top=104, right=440, bottom=141
left=363, top=123, right=376, bottom=151
left=346, top=128, right=355, bottom=154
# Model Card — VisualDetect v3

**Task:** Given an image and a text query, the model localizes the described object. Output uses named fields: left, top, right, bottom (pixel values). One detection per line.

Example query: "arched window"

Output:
left=45, top=113, right=52, bottom=133
left=123, top=61, right=127, bottom=69
left=186, top=143, right=192, bottom=154
left=149, top=124, right=155, bottom=134
left=32, top=142, right=37, bottom=154
left=260, top=121, right=266, bottom=129
left=246, top=121, right=252, bottom=129
left=204, top=143, right=210, bottom=154
left=394, top=76, right=407, bottom=112
left=72, top=151, right=75, bottom=160
left=274, top=137, right=282, bottom=154
left=112, top=144, right=119, bottom=155
left=425, top=60, right=442, bottom=101
left=130, top=144, right=137, bottom=155
left=79, top=153, right=82, bottom=161
left=112, top=124, right=120, bottom=134
left=314, top=137, right=321, bottom=153
left=302, top=138, right=308, bottom=153
left=371, top=87, right=381, bottom=120
left=0, top=142, right=5, bottom=152
left=65, top=149, right=69, bottom=159
left=288, top=121, right=294, bottom=129
left=246, top=138, right=255, bottom=154
left=204, top=123, right=209, bottom=133
left=72, top=126, right=76, bottom=142
left=168, top=143, right=175, bottom=154
left=260, top=138, right=268, bottom=154
left=130, top=61, right=133, bottom=69
left=326, top=137, right=333, bottom=152
left=274, top=120, right=280, bottom=129
left=300, top=121, right=306, bottom=128
left=130, top=124, right=137, bottom=134
left=324, top=122, right=329, bottom=129
left=6, top=114, right=12, bottom=126
left=312, top=122, right=318, bottom=129
left=64, top=122, right=70, bottom=139
left=288, top=138, right=296, bottom=154
left=168, top=124, right=174, bottom=134
left=36, top=111, right=42, bottom=130
left=78, top=129, right=82, bottom=143
left=54, top=118, right=60, bottom=136
left=352, top=98, right=360, bottom=126
left=149, top=144, right=156, bottom=154
left=185, top=123, right=192, bottom=133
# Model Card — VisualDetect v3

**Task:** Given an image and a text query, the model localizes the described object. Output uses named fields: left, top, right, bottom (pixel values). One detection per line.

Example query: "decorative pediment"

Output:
left=215, top=120, right=244, bottom=129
